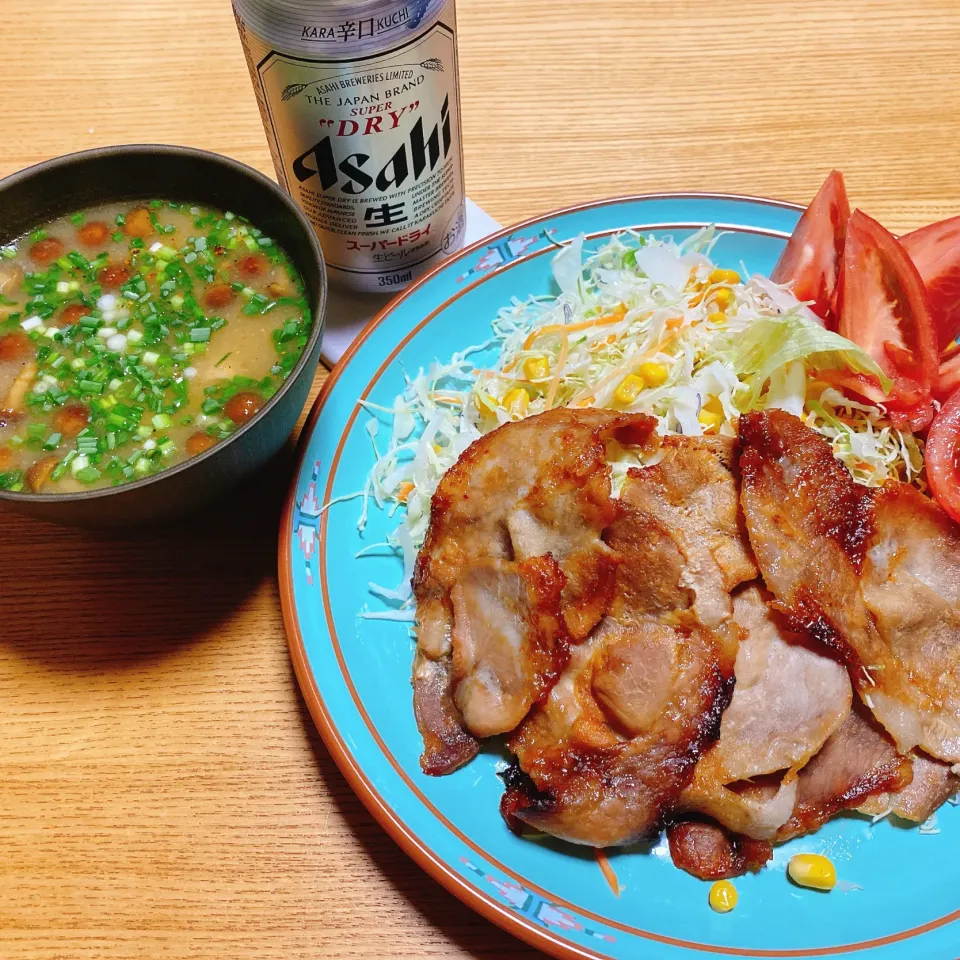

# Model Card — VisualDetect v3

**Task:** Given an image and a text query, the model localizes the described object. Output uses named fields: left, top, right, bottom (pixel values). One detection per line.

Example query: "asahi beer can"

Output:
left=233, top=0, right=466, bottom=293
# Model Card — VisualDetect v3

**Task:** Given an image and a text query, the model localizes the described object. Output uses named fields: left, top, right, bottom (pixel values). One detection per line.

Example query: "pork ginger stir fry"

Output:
left=350, top=231, right=960, bottom=885
left=407, top=407, right=960, bottom=879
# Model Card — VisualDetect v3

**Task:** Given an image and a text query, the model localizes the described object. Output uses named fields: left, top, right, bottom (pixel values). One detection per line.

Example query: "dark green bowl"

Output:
left=0, top=144, right=326, bottom=527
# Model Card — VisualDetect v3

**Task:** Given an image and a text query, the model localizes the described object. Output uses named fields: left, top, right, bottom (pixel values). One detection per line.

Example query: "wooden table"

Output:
left=3, top=1, right=960, bottom=957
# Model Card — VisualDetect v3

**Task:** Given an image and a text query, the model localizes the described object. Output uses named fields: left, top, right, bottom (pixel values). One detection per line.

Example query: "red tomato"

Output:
left=901, top=215, right=960, bottom=353
left=770, top=170, right=850, bottom=327
left=837, top=210, right=938, bottom=431
left=924, top=386, right=960, bottom=523
left=937, top=350, right=960, bottom=401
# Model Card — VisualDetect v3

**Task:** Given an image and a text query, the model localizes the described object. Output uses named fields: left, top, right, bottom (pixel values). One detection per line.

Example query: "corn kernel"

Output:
left=474, top=392, right=497, bottom=417
left=702, top=395, right=723, bottom=414
left=709, top=267, right=741, bottom=285
left=396, top=481, right=414, bottom=503
left=502, top=387, right=530, bottom=416
left=523, top=356, right=550, bottom=381
left=787, top=854, right=837, bottom=891
left=707, top=311, right=728, bottom=325
left=638, top=362, right=669, bottom=388
left=708, top=880, right=738, bottom=913
left=712, top=288, right=735, bottom=311
left=613, top=374, right=645, bottom=405
left=698, top=409, right=724, bottom=431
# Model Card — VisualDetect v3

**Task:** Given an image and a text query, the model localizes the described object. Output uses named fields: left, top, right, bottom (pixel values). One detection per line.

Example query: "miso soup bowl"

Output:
left=0, top=144, right=326, bottom=528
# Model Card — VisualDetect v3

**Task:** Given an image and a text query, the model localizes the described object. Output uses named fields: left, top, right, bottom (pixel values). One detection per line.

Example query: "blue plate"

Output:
left=280, top=194, right=960, bottom=960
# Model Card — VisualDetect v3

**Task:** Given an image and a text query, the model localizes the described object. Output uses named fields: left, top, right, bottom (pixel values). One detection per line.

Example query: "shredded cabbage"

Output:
left=354, top=229, right=925, bottom=613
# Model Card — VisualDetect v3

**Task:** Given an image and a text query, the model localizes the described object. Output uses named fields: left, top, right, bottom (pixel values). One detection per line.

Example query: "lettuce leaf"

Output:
left=710, top=313, right=893, bottom=409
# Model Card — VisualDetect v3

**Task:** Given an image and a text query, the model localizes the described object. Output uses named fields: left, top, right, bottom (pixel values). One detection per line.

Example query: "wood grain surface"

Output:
left=2, top=1, right=960, bottom=957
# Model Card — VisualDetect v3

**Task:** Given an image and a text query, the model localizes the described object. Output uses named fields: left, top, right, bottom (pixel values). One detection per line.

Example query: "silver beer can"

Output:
left=233, top=0, right=466, bottom=293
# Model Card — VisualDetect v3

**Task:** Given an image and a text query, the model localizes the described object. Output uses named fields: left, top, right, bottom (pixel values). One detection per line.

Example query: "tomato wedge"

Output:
left=837, top=210, right=938, bottom=431
left=924, top=386, right=960, bottom=524
left=937, top=350, right=960, bottom=401
left=770, top=170, right=850, bottom=327
left=901, top=214, right=960, bottom=353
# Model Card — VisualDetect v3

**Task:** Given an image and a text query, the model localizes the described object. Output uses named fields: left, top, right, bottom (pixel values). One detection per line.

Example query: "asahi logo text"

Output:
left=293, top=95, right=452, bottom=196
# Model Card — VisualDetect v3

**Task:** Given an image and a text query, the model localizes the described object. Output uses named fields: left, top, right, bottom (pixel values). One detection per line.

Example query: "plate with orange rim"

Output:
left=278, top=193, right=960, bottom=960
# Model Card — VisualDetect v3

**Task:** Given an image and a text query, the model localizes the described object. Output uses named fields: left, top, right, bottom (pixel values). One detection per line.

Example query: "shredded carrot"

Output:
left=544, top=331, right=569, bottom=409
left=523, top=304, right=626, bottom=351
left=432, top=393, right=463, bottom=406
left=594, top=848, right=621, bottom=897
left=396, top=481, right=415, bottom=502
left=664, top=314, right=685, bottom=330
left=569, top=332, right=678, bottom=407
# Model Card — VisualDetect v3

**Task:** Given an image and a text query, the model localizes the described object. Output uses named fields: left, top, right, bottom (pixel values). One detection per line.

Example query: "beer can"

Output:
left=232, top=0, right=466, bottom=293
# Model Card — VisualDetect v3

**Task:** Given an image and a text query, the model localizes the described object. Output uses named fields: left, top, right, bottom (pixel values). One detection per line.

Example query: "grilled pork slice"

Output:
left=413, top=408, right=658, bottom=775
left=681, top=584, right=851, bottom=839
left=860, top=483, right=960, bottom=761
left=739, top=409, right=960, bottom=763
left=858, top=752, right=959, bottom=823
left=667, top=818, right=772, bottom=880
left=501, top=614, right=733, bottom=847
left=500, top=438, right=754, bottom=846
left=614, top=436, right=758, bottom=628
left=448, top=555, right=567, bottom=738
left=776, top=705, right=912, bottom=841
